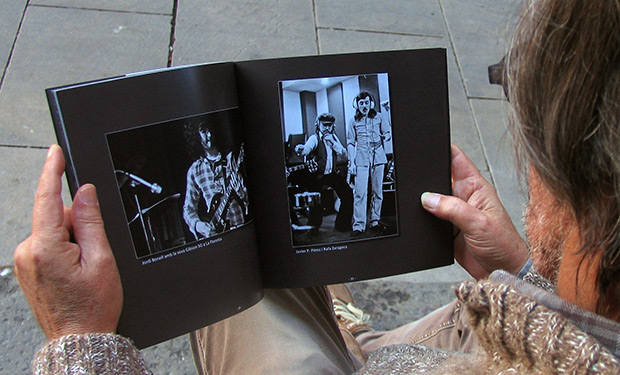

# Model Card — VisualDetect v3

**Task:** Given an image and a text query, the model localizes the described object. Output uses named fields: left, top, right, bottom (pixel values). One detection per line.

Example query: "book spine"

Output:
left=45, top=89, right=80, bottom=198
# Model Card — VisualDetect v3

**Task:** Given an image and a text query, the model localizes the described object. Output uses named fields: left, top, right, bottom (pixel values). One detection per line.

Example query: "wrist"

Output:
left=516, top=258, right=533, bottom=279
left=507, top=240, right=530, bottom=275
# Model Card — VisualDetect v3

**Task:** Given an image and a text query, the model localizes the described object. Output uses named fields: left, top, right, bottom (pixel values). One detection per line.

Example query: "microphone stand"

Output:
left=131, top=181, right=155, bottom=254
left=116, top=170, right=158, bottom=254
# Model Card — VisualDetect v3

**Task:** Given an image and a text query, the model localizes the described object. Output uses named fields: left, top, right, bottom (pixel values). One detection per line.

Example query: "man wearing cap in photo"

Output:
left=347, top=91, right=392, bottom=236
left=294, top=113, right=353, bottom=232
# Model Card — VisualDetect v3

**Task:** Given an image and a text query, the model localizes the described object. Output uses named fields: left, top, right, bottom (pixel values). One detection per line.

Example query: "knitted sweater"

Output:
left=359, top=271, right=620, bottom=374
left=33, top=334, right=151, bottom=375
left=32, top=271, right=620, bottom=374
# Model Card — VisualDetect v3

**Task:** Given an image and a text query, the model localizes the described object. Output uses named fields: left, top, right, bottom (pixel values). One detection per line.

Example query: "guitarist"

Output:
left=293, top=113, right=353, bottom=233
left=183, top=121, right=248, bottom=239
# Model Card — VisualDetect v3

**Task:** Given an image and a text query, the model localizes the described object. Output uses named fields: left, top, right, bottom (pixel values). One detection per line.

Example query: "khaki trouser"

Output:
left=190, top=286, right=475, bottom=374
left=357, top=299, right=476, bottom=357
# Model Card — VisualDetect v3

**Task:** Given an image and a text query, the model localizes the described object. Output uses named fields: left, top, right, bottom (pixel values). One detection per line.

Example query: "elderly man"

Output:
left=14, top=0, right=620, bottom=373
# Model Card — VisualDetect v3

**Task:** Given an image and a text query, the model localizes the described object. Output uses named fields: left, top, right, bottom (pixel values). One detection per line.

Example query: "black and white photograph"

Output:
left=280, top=73, right=398, bottom=247
left=106, top=109, right=251, bottom=259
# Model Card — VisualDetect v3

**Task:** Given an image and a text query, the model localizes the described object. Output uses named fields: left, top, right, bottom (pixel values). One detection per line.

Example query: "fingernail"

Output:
left=47, top=145, right=56, bottom=159
left=421, top=192, right=441, bottom=209
left=78, top=185, right=99, bottom=206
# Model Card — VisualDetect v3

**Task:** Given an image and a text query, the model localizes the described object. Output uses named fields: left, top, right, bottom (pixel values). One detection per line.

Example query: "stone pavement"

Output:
left=0, top=0, right=525, bottom=373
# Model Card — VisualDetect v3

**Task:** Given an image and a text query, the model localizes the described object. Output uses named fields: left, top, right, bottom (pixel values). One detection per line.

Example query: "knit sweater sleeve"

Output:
left=33, top=333, right=152, bottom=375
left=516, top=258, right=557, bottom=293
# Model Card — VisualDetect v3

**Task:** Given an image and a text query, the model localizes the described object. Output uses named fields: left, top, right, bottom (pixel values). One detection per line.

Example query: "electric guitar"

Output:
left=286, top=159, right=319, bottom=177
left=205, top=145, right=245, bottom=234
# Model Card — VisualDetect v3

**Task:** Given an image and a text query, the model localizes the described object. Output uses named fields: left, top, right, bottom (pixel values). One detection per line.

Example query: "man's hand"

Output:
left=421, top=144, right=529, bottom=279
left=348, top=162, right=356, bottom=176
left=196, top=221, right=215, bottom=237
left=323, top=133, right=336, bottom=147
left=294, top=144, right=304, bottom=156
left=14, top=145, right=123, bottom=340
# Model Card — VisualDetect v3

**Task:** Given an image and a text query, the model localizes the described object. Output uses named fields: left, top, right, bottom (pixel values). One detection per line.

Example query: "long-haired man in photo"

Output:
left=346, top=91, right=392, bottom=236
left=182, top=120, right=248, bottom=239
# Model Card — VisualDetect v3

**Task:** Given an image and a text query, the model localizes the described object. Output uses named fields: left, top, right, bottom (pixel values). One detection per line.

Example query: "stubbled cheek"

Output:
left=524, top=172, right=568, bottom=283
left=524, top=202, right=566, bottom=283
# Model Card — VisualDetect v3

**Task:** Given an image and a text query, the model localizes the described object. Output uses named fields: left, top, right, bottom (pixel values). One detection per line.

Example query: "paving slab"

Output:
left=0, top=1, right=530, bottom=373
left=0, top=147, right=73, bottom=374
left=30, top=0, right=173, bottom=14
left=1, top=274, right=194, bottom=375
left=319, top=29, right=487, bottom=172
left=348, top=280, right=458, bottom=331
left=381, top=263, right=470, bottom=284
left=0, top=1, right=26, bottom=77
left=141, top=336, right=196, bottom=375
left=0, top=275, right=44, bottom=374
left=471, top=98, right=526, bottom=234
left=0, top=147, right=61, bottom=266
left=0, top=6, right=171, bottom=147
left=173, top=0, right=317, bottom=65
left=440, top=0, right=520, bottom=99
left=315, top=0, right=445, bottom=37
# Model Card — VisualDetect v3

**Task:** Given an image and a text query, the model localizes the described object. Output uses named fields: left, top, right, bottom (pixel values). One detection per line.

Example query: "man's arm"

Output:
left=34, top=333, right=151, bottom=375
left=294, top=134, right=318, bottom=157
left=379, top=112, right=392, bottom=143
left=226, top=151, right=249, bottom=209
left=346, top=120, right=356, bottom=174
left=183, top=163, right=213, bottom=238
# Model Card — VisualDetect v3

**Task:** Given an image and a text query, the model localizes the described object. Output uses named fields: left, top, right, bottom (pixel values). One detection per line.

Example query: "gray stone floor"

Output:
left=0, top=1, right=526, bottom=374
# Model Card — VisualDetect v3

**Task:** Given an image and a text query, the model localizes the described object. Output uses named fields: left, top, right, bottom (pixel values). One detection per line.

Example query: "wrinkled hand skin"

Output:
left=14, top=145, right=123, bottom=340
left=421, top=144, right=529, bottom=279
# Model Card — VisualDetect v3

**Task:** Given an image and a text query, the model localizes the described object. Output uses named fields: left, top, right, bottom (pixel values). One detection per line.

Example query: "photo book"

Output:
left=46, top=48, right=453, bottom=348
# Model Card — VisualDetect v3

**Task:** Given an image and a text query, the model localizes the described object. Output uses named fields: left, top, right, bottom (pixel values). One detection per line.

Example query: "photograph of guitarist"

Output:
left=293, top=113, right=353, bottom=233
left=182, top=120, right=248, bottom=240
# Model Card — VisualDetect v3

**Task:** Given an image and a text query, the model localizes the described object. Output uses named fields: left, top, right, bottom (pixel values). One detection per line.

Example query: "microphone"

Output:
left=115, top=170, right=162, bottom=194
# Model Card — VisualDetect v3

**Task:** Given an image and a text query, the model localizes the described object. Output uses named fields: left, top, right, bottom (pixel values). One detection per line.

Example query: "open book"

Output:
left=46, top=49, right=453, bottom=348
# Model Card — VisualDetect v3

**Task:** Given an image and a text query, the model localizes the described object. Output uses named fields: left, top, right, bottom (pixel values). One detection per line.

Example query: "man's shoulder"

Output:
left=188, top=158, right=202, bottom=169
left=187, top=158, right=207, bottom=176
left=306, top=134, right=319, bottom=145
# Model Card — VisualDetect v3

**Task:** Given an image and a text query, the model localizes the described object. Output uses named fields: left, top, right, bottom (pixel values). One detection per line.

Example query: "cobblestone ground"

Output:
left=0, top=1, right=523, bottom=373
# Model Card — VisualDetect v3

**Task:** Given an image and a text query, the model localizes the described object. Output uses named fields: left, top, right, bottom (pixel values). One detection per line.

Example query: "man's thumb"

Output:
left=72, top=184, right=112, bottom=260
left=421, top=192, right=479, bottom=232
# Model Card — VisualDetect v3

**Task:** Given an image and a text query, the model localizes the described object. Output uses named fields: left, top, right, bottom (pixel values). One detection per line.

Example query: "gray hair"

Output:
left=507, top=0, right=620, bottom=313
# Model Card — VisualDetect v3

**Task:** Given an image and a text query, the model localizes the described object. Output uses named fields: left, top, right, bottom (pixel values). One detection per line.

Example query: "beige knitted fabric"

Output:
left=33, top=333, right=151, bottom=375
left=444, top=278, right=620, bottom=374
left=359, top=273, right=620, bottom=374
